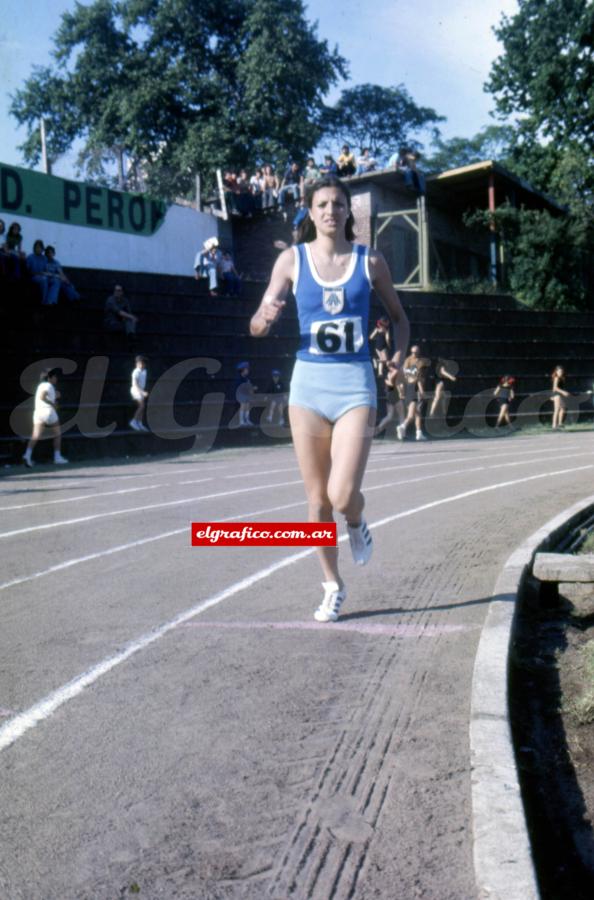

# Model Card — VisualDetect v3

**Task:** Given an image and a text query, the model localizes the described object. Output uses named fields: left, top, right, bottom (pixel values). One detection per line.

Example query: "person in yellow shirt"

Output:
left=337, top=144, right=356, bottom=177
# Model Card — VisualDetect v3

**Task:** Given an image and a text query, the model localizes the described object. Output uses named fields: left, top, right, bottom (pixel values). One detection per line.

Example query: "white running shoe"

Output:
left=348, top=519, right=373, bottom=566
left=396, top=423, right=405, bottom=441
left=129, top=419, right=141, bottom=431
left=22, top=455, right=34, bottom=468
left=314, top=581, right=347, bottom=623
left=416, top=430, right=427, bottom=441
left=54, top=453, right=69, bottom=464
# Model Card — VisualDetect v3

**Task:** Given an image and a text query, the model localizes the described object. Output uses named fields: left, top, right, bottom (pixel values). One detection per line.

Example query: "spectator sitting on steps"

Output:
left=44, top=246, right=81, bottom=302
left=194, top=237, right=222, bottom=296
left=26, top=239, right=60, bottom=306
left=104, top=284, right=138, bottom=342
left=337, top=144, right=356, bottom=177
left=356, top=148, right=378, bottom=175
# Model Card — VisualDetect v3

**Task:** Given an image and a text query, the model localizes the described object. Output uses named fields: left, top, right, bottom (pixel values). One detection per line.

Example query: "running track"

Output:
left=1, top=432, right=593, bottom=899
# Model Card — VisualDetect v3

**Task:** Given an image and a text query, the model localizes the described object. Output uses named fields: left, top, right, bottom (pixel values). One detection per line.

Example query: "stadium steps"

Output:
left=1, top=270, right=593, bottom=464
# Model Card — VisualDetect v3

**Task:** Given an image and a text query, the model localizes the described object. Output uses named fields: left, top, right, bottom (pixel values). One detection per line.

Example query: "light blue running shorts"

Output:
left=289, top=359, right=377, bottom=423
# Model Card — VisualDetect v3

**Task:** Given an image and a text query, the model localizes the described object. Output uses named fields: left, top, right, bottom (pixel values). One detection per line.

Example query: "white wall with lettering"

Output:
left=10, top=204, right=222, bottom=276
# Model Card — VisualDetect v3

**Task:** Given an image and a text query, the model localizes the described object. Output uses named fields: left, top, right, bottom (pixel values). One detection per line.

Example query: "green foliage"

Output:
left=323, top=83, right=444, bottom=158
left=424, top=125, right=516, bottom=174
left=487, top=0, right=594, bottom=153
left=464, top=203, right=588, bottom=310
left=10, top=0, right=346, bottom=198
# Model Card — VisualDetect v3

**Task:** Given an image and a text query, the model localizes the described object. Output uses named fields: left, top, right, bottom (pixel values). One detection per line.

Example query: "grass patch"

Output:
left=579, top=531, right=594, bottom=554
left=565, top=639, right=594, bottom=726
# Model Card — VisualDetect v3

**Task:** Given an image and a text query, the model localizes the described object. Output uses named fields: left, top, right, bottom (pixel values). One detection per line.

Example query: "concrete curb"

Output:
left=470, top=492, right=594, bottom=900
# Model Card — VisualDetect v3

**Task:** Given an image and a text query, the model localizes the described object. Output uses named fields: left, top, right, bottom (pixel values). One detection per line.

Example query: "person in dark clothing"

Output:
left=264, top=369, right=287, bottom=425
left=494, top=375, right=516, bottom=428
left=104, top=284, right=138, bottom=339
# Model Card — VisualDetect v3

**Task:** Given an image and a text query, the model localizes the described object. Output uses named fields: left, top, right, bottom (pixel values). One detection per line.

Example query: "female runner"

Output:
left=250, top=175, right=409, bottom=622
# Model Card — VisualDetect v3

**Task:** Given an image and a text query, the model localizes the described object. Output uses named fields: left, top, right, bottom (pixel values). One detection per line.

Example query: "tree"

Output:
left=423, top=125, right=516, bottom=174
left=487, top=0, right=594, bottom=153
left=323, top=83, right=444, bottom=159
left=10, top=0, right=346, bottom=198
left=484, top=0, right=594, bottom=305
left=464, top=203, right=588, bottom=310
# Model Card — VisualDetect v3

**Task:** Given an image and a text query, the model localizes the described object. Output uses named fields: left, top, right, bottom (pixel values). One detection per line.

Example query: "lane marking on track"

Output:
left=0, top=480, right=303, bottom=540
left=178, top=620, right=479, bottom=637
left=0, top=445, right=590, bottom=516
left=0, top=480, right=211, bottom=512
left=0, top=499, right=307, bottom=593
left=0, top=451, right=589, bottom=591
left=1, top=461, right=592, bottom=753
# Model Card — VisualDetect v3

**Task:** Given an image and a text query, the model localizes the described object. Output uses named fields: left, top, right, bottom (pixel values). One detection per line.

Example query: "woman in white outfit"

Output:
left=22, top=368, right=68, bottom=467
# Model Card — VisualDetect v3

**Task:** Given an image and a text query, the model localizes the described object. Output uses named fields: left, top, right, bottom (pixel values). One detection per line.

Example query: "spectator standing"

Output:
left=234, top=361, right=258, bottom=426
left=551, top=366, right=570, bottom=430
left=429, top=357, right=458, bottom=416
left=236, top=169, right=255, bottom=217
left=220, top=251, right=242, bottom=296
left=374, top=375, right=404, bottom=438
left=300, top=157, right=321, bottom=195
left=104, top=284, right=138, bottom=340
left=22, top=368, right=68, bottom=466
left=337, top=145, right=356, bottom=177
left=26, top=239, right=60, bottom=306
left=250, top=168, right=265, bottom=210
left=278, top=161, right=302, bottom=205
left=369, top=316, right=392, bottom=379
left=396, top=345, right=429, bottom=441
left=356, top=148, right=378, bottom=175
left=44, top=246, right=81, bottom=302
left=264, top=369, right=287, bottom=425
left=129, top=355, right=150, bottom=432
left=493, top=375, right=515, bottom=429
left=262, top=165, right=280, bottom=209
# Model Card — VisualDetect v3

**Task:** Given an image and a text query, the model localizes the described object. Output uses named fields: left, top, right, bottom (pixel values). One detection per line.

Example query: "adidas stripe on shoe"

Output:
left=314, top=581, right=347, bottom=623
left=347, top=519, right=373, bottom=566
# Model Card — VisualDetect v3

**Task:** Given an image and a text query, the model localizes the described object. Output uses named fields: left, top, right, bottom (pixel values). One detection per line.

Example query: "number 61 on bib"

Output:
left=309, top=316, right=364, bottom=355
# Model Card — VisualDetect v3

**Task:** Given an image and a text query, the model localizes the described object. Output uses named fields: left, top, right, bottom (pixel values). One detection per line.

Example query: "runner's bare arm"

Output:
left=369, top=250, right=410, bottom=370
left=250, top=248, right=294, bottom=337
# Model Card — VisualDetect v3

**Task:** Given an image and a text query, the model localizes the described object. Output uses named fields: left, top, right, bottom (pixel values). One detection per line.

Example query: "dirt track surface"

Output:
left=1, top=432, right=594, bottom=900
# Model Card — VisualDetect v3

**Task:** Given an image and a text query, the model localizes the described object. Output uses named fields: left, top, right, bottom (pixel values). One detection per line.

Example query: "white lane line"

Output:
left=0, top=451, right=587, bottom=591
left=0, top=479, right=303, bottom=541
left=0, top=480, right=210, bottom=512
left=0, top=499, right=307, bottom=593
left=1, top=441, right=586, bottom=517
left=1, top=462, right=592, bottom=753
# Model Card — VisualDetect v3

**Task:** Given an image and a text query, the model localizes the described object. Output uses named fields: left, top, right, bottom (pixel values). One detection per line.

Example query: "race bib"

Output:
left=309, top=316, right=364, bottom=355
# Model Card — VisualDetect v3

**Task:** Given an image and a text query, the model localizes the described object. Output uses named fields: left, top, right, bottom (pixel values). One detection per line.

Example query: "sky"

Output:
left=0, top=0, right=518, bottom=178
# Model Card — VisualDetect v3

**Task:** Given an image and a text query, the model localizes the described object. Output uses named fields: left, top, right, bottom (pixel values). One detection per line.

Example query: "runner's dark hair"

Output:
left=297, top=175, right=356, bottom=243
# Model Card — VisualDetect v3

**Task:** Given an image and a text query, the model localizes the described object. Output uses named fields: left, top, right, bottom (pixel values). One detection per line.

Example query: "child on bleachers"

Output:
left=129, top=355, right=150, bottom=432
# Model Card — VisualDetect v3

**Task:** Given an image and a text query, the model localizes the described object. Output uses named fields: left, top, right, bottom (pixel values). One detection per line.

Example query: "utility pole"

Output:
left=40, top=119, right=51, bottom=175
